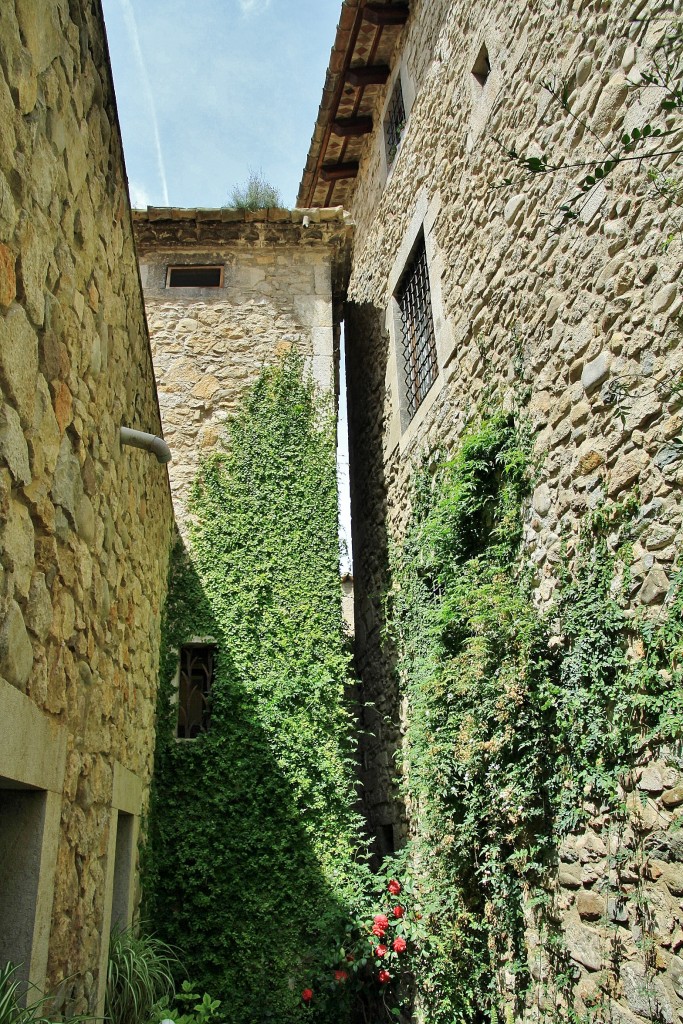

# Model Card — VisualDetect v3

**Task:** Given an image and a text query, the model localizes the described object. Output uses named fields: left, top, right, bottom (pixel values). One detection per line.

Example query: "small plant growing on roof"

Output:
left=227, top=169, right=282, bottom=210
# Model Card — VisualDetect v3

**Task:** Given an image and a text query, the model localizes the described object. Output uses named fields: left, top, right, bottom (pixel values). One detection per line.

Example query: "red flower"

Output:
left=373, top=914, right=389, bottom=929
left=388, top=879, right=402, bottom=896
left=392, top=937, right=407, bottom=954
left=345, top=953, right=355, bottom=963
left=392, top=905, right=404, bottom=919
left=378, top=969, right=391, bottom=984
left=375, top=944, right=388, bottom=958
left=334, top=970, right=348, bottom=983
left=301, top=989, right=313, bottom=1004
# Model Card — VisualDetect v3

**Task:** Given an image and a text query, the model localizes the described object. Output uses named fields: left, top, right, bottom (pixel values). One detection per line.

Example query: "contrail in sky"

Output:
left=119, top=0, right=170, bottom=206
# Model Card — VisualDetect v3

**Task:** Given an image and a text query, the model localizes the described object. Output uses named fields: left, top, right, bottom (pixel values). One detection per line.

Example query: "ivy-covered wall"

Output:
left=144, top=356, right=368, bottom=1024
left=378, top=412, right=683, bottom=1023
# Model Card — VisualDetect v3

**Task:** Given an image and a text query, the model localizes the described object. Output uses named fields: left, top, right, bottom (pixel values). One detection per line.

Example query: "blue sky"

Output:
left=101, top=0, right=340, bottom=209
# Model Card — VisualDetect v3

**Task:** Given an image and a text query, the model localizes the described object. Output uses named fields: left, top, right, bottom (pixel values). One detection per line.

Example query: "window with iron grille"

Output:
left=384, top=77, right=407, bottom=166
left=396, top=235, right=438, bottom=420
left=177, top=644, right=215, bottom=738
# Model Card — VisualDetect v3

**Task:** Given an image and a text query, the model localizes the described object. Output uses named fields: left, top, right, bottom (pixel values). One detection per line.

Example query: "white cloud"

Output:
left=238, top=0, right=271, bottom=15
left=129, top=181, right=151, bottom=209
left=118, top=0, right=170, bottom=205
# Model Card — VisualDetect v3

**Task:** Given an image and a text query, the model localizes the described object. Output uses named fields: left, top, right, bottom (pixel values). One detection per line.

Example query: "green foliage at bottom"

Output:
left=0, top=963, right=87, bottom=1024
left=143, top=355, right=369, bottom=1024
left=106, top=929, right=178, bottom=1024
left=388, top=413, right=683, bottom=1023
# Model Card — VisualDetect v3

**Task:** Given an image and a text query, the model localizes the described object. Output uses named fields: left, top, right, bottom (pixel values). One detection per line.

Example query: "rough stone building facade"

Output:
left=300, top=0, right=683, bottom=1020
left=0, top=0, right=173, bottom=1013
left=132, top=208, right=352, bottom=530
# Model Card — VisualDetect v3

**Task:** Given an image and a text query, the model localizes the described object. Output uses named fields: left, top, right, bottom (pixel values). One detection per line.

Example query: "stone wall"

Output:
left=340, top=0, right=683, bottom=1018
left=0, top=0, right=173, bottom=1011
left=133, top=209, right=352, bottom=532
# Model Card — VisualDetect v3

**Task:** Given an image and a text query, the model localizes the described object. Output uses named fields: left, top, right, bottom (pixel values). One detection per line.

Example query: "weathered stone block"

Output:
left=0, top=242, right=16, bottom=307
left=0, top=600, right=33, bottom=690
left=621, top=962, right=673, bottom=1023
left=0, top=305, right=38, bottom=426
left=566, top=922, right=602, bottom=971
left=0, top=402, right=30, bottom=484
left=576, top=889, right=605, bottom=921
left=581, top=351, right=611, bottom=394
left=661, top=784, right=683, bottom=810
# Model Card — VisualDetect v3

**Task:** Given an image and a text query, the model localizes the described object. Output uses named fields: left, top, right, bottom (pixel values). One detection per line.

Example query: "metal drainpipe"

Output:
left=120, top=426, right=172, bottom=464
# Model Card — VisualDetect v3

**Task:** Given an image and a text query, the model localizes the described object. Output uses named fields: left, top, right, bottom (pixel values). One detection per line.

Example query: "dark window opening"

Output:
left=0, top=782, right=47, bottom=994
left=177, top=644, right=215, bottom=738
left=380, top=823, right=395, bottom=855
left=385, top=77, right=407, bottom=165
left=396, top=235, right=438, bottom=420
left=111, top=811, right=134, bottom=932
left=167, top=266, right=223, bottom=288
left=472, top=44, right=491, bottom=88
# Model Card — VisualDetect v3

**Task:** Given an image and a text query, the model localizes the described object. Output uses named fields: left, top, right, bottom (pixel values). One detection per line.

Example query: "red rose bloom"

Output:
left=371, top=923, right=386, bottom=938
left=387, top=879, right=401, bottom=896
left=392, top=937, right=407, bottom=954
left=373, top=914, right=389, bottom=929
left=334, top=970, right=348, bottom=983
left=378, top=969, right=391, bottom=984
left=301, top=989, right=313, bottom=1004
left=375, top=944, right=388, bottom=958
left=392, top=905, right=404, bottom=919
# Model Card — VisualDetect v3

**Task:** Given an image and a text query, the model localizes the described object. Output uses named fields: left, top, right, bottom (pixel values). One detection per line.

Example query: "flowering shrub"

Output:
left=300, top=874, right=425, bottom=1021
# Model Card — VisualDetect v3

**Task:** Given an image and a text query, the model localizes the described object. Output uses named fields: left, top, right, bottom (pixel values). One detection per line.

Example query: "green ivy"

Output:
left=143, top=355, right=369, bottom=1024
left=387, top=413, right=683, bottom=1023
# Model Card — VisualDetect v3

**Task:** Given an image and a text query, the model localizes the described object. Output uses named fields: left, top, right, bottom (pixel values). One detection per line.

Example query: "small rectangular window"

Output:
left=384, top=77, right=406, bottom=166
left=396, top=235, right=438, bottom=420
left=167, top=266, right=223, bottom=288
left=177, top=645, right=215, bottom=738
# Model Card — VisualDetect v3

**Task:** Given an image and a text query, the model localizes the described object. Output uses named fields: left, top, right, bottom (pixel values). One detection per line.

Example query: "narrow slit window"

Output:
left=396, top=235, right=438, bottom=421
left=384, top=77, right=407, bottom=166
left=177, top=645, right=215, bottom=738
left=472, top=44, right=491, bottom=88
left=167, top=266, right=223, bottom=288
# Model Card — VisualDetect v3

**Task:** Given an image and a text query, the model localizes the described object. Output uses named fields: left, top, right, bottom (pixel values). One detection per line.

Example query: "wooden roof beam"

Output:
left=320, top=162, right=360, bottom=182
left=345, top=64, right=391, bottom=87
left=363, top=3, right=409, bottom=26
left=331, top=116, right=374, bottom=137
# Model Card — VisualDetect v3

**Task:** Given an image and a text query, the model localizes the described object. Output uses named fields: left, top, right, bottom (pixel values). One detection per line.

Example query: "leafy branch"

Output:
left=491, top=18, right=683, bottom=230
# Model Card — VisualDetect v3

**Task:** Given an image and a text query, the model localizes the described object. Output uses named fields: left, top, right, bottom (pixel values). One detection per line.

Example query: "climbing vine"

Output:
left=387, top=413, right=683, bottom=1023
left=143, top=355, right=370, bottom=1024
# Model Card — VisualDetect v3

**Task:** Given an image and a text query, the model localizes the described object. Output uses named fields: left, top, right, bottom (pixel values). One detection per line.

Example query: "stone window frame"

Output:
left=385, top=189, right=453, bottom=452
left=165, top=265, right=225, bottom=289
left=0, top=681, right=67, bottom=996
left=96, top=763, right=143, bottom=1016
left=379, top=56, right=416, bottom=186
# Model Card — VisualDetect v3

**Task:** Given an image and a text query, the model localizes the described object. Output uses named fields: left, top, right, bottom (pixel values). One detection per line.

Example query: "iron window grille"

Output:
left=385, top=77, right=407, bottom=165
left=396, top=235, right=438, bottom=420
left=177, top=644, right=215, bottom=738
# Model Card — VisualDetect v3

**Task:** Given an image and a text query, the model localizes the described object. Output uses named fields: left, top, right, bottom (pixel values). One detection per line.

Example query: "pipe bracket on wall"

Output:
left=120, top=426, right=172, bottom=464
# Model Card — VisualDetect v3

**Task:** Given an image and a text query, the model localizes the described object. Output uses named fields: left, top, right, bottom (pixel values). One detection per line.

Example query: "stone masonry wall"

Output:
left=133, top=210, right=352, bottom=532
left=0, top=0, right=173, bottom=1010
left=343, top=0, right=683, bottom=1019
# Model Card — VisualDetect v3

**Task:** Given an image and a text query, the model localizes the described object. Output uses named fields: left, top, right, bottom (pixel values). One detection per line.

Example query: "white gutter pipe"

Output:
left=120, top=426, right=172, bottom=464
